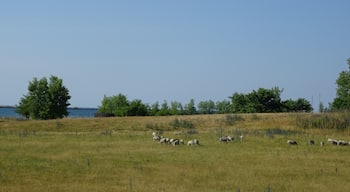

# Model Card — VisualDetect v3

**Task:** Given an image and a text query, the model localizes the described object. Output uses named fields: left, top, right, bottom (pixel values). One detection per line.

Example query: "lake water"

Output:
left=0, top=107, right=98, bottom=118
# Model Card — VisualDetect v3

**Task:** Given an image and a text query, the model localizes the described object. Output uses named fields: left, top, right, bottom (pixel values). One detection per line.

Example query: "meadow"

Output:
left=1, top=113, right=350, bottom=191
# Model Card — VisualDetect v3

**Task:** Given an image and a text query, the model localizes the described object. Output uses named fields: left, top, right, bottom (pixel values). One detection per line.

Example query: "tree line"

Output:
left=95, top=87, right=313, bottom=117
left=15, top=58, right=350, bottom=119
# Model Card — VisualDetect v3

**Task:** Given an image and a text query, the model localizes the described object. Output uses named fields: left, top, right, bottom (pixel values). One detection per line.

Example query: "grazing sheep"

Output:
left=159, top=137, right=170, bottom=144
left=152, top=132, right=157, bottom=137
left=171, top=139, right=180, bottom=146
left=327, top=138, right=349, bottom=146
left=320, top=141, right=324, bottom=146
left=219, top=136, right=233, bottom=143
left=328, top=138, right=338, bottom=145
left=337, top=140, right=348, bottom=146
left=240, top=135, right=244, bottom=142
left=188, top=139, right=200, bottom=146
left=308, top=140, right=315, bottom=145
left=153, top=135, right=161, bottom=141
left=287, top=140, right=298, bottom=145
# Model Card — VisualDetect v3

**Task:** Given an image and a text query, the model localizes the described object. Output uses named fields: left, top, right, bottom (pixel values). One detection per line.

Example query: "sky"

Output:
left=1, top=0, right=349, bottom=109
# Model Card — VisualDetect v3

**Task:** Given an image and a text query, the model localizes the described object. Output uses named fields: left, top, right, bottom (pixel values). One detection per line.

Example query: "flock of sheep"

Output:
left=287, top=138, right=350, bottom=146
left=151, top=131, right=243, bottom=146
left=152, top=131, right=350, bottom=148
left=152, top=131, right=200, bottom=146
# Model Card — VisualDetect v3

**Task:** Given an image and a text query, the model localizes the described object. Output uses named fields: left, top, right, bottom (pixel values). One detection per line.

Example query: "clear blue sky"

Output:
left=1, top=1, right=349, bottom=109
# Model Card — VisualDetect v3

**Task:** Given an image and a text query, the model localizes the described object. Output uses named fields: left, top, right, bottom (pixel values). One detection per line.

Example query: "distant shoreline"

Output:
left=0, top=106, right=98, bottom=110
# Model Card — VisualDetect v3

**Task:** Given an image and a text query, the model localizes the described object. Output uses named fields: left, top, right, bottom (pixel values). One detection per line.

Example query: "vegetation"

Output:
left=16, top=75, right=71, bottom=119
left=332, top=58, right=350, bottom=111
left=97, top=87, right=312, bottom=117
left=1, top=113, right=350, bottom=191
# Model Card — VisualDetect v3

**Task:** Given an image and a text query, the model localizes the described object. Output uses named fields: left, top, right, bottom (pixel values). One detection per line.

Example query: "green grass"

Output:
left=1, top=113, right=350, bottom=191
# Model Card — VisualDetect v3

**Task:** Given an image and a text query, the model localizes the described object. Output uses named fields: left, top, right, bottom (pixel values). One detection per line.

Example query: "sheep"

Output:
left=240, top=135, right=244, bottom=142
left=159, top=137, right=170, bottom=144
left=170, top=139, right=180, bottom=146
left=219, top=136, right=233, bottom=143
left=337, top=140, right=348, bottom=146
left=152, top=132, right=157, bottom=137
left=327, top=138, right=349, bottom=146
left=287, top=140, right=298, bottom=145
left=153, top=135, right=161, bottom=141
left=320, top=141, right=324, bottom=146
left=308, top=140, right=315, bottom=145
left=327, top=138, right=338, bottom=145
left=179, top=139, right=185, bottom=145
left=188, top=139, right=200, bottom=146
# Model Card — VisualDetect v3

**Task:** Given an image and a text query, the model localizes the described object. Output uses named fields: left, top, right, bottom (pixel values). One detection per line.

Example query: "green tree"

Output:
left=249, top=87, right=283, bottom=113
left=215, top=100, right=231, bottom=114
left=282, top=99, right=296, bottom=112
left=127, top=99, right=148, bottom=116
left=230, top=92, right=255, bottom=113
left=98, top=93, right=129, bottom=116
left=149, top=102, right=160, bottom=116
left=282, top=98, right=313, bottom=112
left=17, top=75, right=71, bottom=119
left=170, top=101, right=184, bottom=115
left=295, top=98, right=313, bottom=112
left=184, top=99, right=197, bottom=115
left=332, top=58, right=350, bottom=110
left=157, top=100, right=171, bottom=116
left=198, top=100, right=215, bottom=114
left=230, top=87, right=311, bottom=113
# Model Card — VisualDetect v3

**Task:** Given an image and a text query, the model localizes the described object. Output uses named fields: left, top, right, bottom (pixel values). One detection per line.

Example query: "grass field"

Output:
left=1, top=113, right=350, bottom=191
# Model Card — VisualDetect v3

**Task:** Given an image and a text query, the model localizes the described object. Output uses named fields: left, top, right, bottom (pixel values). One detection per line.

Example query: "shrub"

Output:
left=296, top=113, right=350, bottom=130
left=169, top=118, right=194, bottom=129
left=225, top=114, right=244, bottom=126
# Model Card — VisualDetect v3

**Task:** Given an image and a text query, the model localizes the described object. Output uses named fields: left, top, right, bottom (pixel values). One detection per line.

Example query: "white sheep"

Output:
left=327, top=138, right=338, bottom=145
left=219, top=136, right=233, bottom=143
left=171, top=139, right=180, bottom=146
left=188, top=139, right=200, bottom=146
left=240, top=135, right=244, bottom=142
left=159, top=137, right=170, bottom=144
left=153, top=135, right=161, bottom=141
left=287, top=140, right=298, bottom=145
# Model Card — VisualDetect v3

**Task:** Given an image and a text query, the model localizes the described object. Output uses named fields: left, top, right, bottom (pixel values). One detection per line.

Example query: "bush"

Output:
left=296, top=113, right=350, bottom=130
left=169, top=118, right=194, bottom=129
left=94, top=113, right=115, bottom=117
left=225, top=114, right=244, bottom=126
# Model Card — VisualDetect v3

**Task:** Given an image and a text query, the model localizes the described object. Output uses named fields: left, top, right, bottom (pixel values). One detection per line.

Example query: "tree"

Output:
left=230, top=92, right=255, bottom=113
left=170, top=101, right=184, bottom=115
left=332, top=58, right=350, bottom=111
left=282, top=98, right=313, bottom=112
left=247, top=87, right=283, bottom=113
left=294, top=98, right=313, bottom=112
left=149, top=102, right=160, bottom=116
left=319, top=102, right=325, bottom=113
left=17, top=75, right=71, bottom=119
left=282, top=99, right=296, bottom=112
left=184, top=99, right=197, bottom=115
left=127, top=99, right=148, bottom=116
left=215, top=100, right=232, bottom=114
left=230, top=87, right=312, bottom=113
left=198, top=100, right=216, bottom=114
left=97, top=93, right=129, bottom=116
left=157, top=100, right=170, bottom=116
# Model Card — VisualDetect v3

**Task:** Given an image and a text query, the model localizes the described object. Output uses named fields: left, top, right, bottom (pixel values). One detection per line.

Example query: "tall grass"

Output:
left=1, top=113, right=350, bottom=191
left=296, top=112, right=350, bottom=130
